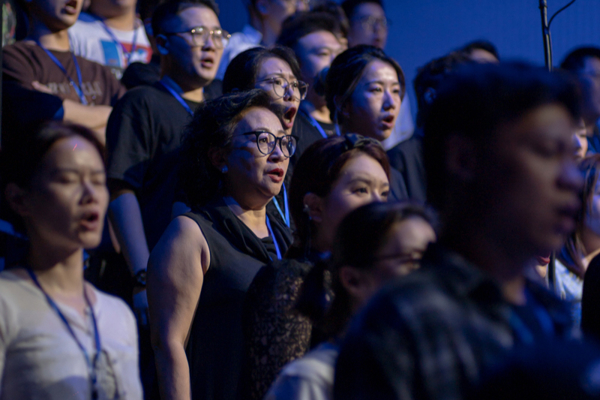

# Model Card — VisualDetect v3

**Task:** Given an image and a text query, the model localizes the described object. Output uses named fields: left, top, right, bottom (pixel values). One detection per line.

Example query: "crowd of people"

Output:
left=2, top=0, right=600, bottom=399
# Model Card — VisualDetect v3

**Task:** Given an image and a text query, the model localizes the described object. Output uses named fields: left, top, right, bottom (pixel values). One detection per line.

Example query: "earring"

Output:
left=221, top=166, right=228, bottom=174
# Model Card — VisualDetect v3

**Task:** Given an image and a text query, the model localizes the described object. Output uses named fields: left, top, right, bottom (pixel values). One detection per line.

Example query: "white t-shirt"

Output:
left=0, top=269, right=143, bottom=400
left=69, top=12, right=152, bottom=79
left=265, top=342, right=339, bottom=400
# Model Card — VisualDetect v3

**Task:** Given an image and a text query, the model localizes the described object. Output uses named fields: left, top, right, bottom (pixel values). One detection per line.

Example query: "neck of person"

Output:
left=26, top=236, right=85, bottom=296
left=581, top=226, right=600, bottom=269
left=90, top=7, right=137, bottom=31
left=251, top=16, right=278, bottom=47
left=222, top=194, right=270, bottom=239
left=441, top=216, right=529, bottom=305
left=161, top=71, right=205, bottom=103
left=301, top=94, right=331, bottom=124
left=28, top=22, right=71, bottom=51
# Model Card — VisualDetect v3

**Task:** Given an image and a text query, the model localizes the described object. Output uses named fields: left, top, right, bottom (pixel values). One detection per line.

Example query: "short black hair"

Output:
left=311, top=1, right=349, bottom=39
left=413, top=51, right=471, bottom=127
left=341, top=0, right=384, bottom=21
left=460, top=39, right=500, bottom=60
left=325, top=45, right=405, bottom=125
left=222, top=46, right=302, bottom=94
left=180, top=89, right=274, bottom=208
left=151, top=0, right=219, bottom=37
left=560, top=47, right=600, bottom=72
left=423, top=62, right=581, bottom=210
left=277, top=11, right=341, bottom=52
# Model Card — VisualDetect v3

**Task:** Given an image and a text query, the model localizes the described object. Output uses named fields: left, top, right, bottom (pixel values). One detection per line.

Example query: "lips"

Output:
left=80, top=210, right=101, bottom=231
left=63, top=0, right=78, bottom=15
left=266, top=168, right=284, bottom=183
left=282, top=106, right=297, bottom=130
left=200, top=55, right=215, bottom=69
left=380, top=114, right=396, bottom=130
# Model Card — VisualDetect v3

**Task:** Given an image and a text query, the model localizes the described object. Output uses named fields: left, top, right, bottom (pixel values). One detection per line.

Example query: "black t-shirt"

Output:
left=289, top=110, right=331, bottom=173
left=387, top=133, right=427, bottom=202
left=106, top=81, right=221, bottom=250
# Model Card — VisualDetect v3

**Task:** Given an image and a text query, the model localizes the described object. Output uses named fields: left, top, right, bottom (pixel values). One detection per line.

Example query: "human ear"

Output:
left=446, top=133, right=477, bottom=182
left=303, top=192, right=324, bottom=223
left=208, top=147, right=228, bottom=171
left=339, top=266, right=374, bottom=306
left=5, top=183, right=30, bottom=217
left=334, top=95, right=350, bottom=120
left=155, top=34, right=169, bottom=55
left=255, top=0, right=269, bottom=16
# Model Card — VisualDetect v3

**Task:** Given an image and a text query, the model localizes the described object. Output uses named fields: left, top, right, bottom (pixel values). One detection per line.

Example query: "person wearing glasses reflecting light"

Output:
left=148, top=90, right=294, bottom=400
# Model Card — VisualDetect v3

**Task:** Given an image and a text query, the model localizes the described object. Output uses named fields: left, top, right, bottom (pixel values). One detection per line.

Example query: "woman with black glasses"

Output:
left=147, top=89, right=294, bottom=400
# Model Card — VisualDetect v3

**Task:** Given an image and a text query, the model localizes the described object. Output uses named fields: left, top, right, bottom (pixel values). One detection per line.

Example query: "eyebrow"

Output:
left=50, top=168, right=105, bottom=175
left=347, top=176, right=390, bottom=186
left=365, top=79, right=401, bottom=85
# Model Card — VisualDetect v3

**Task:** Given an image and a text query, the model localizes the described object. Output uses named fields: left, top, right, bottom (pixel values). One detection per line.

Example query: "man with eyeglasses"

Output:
left=341, top=0, right=415, bottom=153
left=105, top=0, right=225, bottom=341
left=215, top=0, right=309, bottom=80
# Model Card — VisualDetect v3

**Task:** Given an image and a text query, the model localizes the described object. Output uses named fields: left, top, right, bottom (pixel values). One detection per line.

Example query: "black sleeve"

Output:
left=105, top=91, right=154, bottom=189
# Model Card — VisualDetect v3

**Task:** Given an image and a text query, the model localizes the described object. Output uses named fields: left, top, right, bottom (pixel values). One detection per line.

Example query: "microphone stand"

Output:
left=539, top=0, right=553, bottom=71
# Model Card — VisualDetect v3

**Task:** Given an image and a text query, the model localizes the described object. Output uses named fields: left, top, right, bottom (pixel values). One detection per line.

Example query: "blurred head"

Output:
left=559, top=154, right=600, bottom=278
left=342, top=0, right=387, bottom=49
left=574, top=118, right=588, bottom=160
left=2, top=122, right=108, bottom=251
left=413, top=51, right=471, bottom=128
left=153, top=0, right=225, bottom=87
left=248, top=0, right=310, bottom=38
left=310, top=0, right=349, bottom=46
left=460, top=40, right=500, bottom=63
left=325, top=45, right=405, bottom=141
left=223, top=46, right=304, bottom=134
left=424, top=62, right=583, bottom=261
left=181, top=89, right=293, bottom=209
left=88, top=0, right=136, bottom=19
left=277, top=11, right=344, bottom=104
left=288, top=134, right=391, bottom=257
left=27, top=0, right=84, bottom=31
left=561, top=47, right=600, bottom=122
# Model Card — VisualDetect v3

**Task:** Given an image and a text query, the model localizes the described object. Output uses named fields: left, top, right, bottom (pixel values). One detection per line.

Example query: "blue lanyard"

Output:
left=265, top=216, right=282, bottom=260
left=306, top=112, right=329, bottom=139
left=93, top=14, right=138, bottom=66
left=26, top=268, right=101, bottom=400
left=158, top=79, right=194, bottom=116
left=36, top=41, right=88, bottom=105
left=272, top=183, right=290, bottom=228
left=334, top=123, right=342, bottom=137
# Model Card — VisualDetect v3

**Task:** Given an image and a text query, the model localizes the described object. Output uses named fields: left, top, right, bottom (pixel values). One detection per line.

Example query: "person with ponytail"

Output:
left=239, top=134, right=391, bottom=400
left=324, top=45, right=408, bottom=200
left=265, top=201, right=437, bottom=400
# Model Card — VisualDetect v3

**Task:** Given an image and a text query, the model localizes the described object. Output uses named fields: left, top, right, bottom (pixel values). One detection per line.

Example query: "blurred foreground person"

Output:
left=0, top=122, right=142, bottom=400
left=334, top=62, right=583, bottom=400
left=148, top=90, right=293, bottom=400
left=265, top=201, right=436, bottom=400
left=241, top=134, right=391, bottom=399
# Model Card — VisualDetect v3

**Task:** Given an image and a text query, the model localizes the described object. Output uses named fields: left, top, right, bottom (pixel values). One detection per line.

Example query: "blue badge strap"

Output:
left=306, top=112, right=328, bottom=139
left=334, top=123, right=342, bottom=137
left=25, top=268, right=101, bottom=398
left=272, top=183, right=290, bottom=228
left=265, top=216, right=282, bottom=260
left=36, top=41, right=88, bottom=105
left=95, top=15, right=138, bottom=66
left=158, top=79, right=194, bottom=116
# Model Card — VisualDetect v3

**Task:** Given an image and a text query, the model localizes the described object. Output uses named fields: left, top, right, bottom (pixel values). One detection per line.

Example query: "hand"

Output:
left=32, top=81, right=53, bottom=94
left=133, top=288, right=149, bottom=327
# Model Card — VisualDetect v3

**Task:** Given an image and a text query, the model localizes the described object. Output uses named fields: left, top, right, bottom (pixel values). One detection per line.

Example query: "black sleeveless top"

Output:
left=183, top=197, right=292, bottom=400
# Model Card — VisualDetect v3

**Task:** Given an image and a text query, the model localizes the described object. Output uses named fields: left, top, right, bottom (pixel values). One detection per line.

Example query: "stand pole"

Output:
left=539, top=0, right=553, bottom=71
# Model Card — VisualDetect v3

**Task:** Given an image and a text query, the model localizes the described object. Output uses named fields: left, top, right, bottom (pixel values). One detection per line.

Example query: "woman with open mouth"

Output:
left=147, top=89, right=295, bottom=400
left=325, top=45, right=409, bottom=201
left=0, top=122, right=142, bottom=400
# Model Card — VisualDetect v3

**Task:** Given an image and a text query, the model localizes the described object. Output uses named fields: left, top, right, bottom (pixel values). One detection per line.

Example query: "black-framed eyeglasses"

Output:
left=353, top=16, right=391, bottom=32
left=258, top=76, right=308, bottom=101
left=234, top=130, right=298, bottom=158
left=163, top=26, right=231, bottom=49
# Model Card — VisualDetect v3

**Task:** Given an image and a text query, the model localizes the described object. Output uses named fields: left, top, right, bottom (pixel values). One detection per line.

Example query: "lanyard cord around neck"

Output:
left=158, top=79, right=194, bottom=116
left=93, top=14, right=138, bottom=66
left=35, top=40, right=88, bottom=105
left=271, top=183, right=290, bottom=228
left=265, top=216, right=282, bottom=260
left=304, top=110, right=329, bottom=139
left=25, top=268, right=101, bottom=400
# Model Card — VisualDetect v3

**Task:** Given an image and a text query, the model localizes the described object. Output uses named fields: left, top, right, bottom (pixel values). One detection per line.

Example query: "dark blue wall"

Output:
left=217, top=0, right=600, bottom=114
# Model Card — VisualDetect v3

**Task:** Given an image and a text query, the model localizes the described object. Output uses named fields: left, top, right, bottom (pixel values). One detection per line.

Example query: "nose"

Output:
left=202, top=32, right=216, bottom=50
left=268, top=139, right=286, bottom=161
left=559, top=158, right=584, bottom=195
left=81, top=180, right=99, bottom=204
left=371, top=190, right=385, bottom=203
left=383, top=89, right=399, bottom=110
left=283, top=84, right=296, bottom=102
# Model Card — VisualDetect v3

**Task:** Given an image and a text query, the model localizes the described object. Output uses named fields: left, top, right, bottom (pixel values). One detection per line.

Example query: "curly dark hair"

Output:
left=179, top=89, right=275, bottom=208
